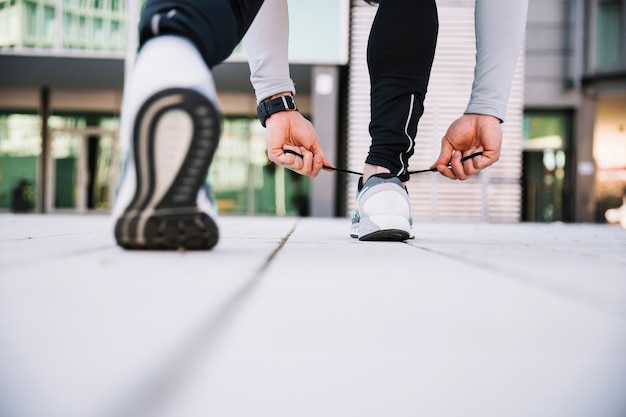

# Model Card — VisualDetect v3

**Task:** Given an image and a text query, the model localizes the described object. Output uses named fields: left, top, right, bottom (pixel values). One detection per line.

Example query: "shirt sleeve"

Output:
left=243, top=0, right=296, bottom=104
left=465, top=0, right=529, bottom=122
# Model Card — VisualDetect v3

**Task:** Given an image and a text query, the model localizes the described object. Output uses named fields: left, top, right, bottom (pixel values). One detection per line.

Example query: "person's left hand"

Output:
left=265, top=110, right=332, bottom=178
left=431, top=113, right=502, bottom=180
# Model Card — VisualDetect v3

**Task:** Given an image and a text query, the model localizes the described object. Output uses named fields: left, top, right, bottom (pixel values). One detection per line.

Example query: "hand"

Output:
left=265, top=110, right=332, bottom=178
left=432, top=114, right=502, bottom=180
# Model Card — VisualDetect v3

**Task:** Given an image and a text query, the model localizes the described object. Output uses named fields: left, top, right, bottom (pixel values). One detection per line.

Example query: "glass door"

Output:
left=47, top=126, right=118, bottom=213
left=522, top=112, right=573, bottom=222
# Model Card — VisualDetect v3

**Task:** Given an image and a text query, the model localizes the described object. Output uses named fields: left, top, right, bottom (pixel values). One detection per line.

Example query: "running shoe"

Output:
left=112, top=87, right=221, bottom=250
left=352, top=173, right=412, bottom=241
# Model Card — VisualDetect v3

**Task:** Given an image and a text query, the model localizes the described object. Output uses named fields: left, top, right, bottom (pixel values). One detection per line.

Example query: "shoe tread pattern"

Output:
left=115, top=88, right=220, bottom=250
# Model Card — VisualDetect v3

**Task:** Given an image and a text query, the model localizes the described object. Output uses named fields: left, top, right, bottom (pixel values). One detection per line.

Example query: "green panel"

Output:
left=0, top=155, right=38, bottom=211
left=55, top=157, right=76, bottom=208
left=523, top=112, right=566, bottom=150
left=0, top=112, right=40, bottom=211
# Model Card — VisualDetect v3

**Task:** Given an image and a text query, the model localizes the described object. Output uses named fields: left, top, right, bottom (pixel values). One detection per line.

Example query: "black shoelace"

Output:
left=283, top=149, right=484, bottom=177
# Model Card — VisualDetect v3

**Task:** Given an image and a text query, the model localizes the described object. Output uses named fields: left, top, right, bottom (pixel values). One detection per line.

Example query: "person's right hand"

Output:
left=431, top=113, right=502, bottom=180
left=265, top=110, right=332, bottom=178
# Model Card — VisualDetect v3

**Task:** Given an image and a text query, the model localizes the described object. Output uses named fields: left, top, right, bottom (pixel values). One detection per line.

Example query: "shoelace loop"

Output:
left=283, top=149, right=484, bottom=177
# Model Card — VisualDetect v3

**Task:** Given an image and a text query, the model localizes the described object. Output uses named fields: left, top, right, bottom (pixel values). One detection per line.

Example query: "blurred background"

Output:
left=0, top=0, right=624, bottom=224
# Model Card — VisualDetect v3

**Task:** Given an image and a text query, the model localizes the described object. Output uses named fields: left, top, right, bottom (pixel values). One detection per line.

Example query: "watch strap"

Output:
left=257, top=95, right=297, bottom=127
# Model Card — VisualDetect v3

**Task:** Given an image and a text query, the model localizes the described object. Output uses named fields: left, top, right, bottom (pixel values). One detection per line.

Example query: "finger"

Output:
left=305, top=143, right=332, bottom=177
left=298, top=146, right=314, bottom=176
left=310, top=152, right=327, bottom=178
left=270, top=147, right=303, bottom=173
left=436, top=150, right=460, bottom=180
left=460, top=149, right=481, bottom=178
left=278, top=147, right=329, bottom=178
left=449, top=150, right=471, bottom=181
left=436, top=165, right=457, bottom=180
left=320, top=155, right=334, bottom=170
left=271, top=145, right=302, bottom=169
left=474, top=148, right=499, bottom=170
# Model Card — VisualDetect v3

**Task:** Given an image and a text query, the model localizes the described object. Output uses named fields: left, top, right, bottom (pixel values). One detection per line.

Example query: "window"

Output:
left=44, top=5, right=56, bottom=40
left=63, top=11, right=73, bottom=46
left=595, top=0, right=625, bottom=68
left=110, top=20, right=121, bottom=48
left=93, top=17, right=102, bottom=47
left=25, top=1, right=38, bottom=38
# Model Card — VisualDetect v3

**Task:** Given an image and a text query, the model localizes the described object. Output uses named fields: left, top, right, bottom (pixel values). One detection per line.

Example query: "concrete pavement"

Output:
left=0, top=214, right=625, bottom=417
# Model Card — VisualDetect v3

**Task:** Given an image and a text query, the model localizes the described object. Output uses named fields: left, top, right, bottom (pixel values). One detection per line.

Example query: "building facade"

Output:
left=524, top=0, right=626, bottom=223
left=0, top=0, right=348, bottom=216
left=1, top=0, right=624, bottom=223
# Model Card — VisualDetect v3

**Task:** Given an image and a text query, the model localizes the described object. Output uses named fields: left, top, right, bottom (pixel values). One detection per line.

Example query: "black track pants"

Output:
left=366, top=0, right=438, bottom=182
left=138, top=0, right=264, bottom=68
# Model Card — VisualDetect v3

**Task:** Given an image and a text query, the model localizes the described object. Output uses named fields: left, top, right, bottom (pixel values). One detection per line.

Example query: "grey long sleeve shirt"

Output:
left=244, top=0, right=529, bottom=122
left=243, top=0, right=295, bottom=103
left=466, top=0, right=528, bottom=121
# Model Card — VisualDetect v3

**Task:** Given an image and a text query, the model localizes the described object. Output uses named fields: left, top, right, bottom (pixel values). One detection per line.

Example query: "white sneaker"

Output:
left=112, top=37, right=221, bottom=250
left=353, top=174, right=412, bottom=241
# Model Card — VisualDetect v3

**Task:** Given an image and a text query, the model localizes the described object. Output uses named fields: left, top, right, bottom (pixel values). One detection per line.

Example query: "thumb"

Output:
left=432, top=140, right=454, bottom=168
left=316, top=153, right=334, bottom=169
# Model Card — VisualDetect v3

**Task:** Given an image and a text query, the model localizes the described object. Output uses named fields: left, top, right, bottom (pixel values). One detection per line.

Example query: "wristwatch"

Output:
left=256, top=95, right=298, bottom=127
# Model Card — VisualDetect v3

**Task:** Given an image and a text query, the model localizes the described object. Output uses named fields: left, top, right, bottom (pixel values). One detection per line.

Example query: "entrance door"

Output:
left=522, top=149, right=568, bottom=222
left=45, top=127, right=118, bottom=213
left=522, top=111, right=573, bottom=222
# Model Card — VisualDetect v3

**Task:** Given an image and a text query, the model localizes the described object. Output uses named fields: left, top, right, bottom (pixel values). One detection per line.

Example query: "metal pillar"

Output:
left=310, top=65, right=340, bottom=217
left=37, top=87, right=51, bottom=214
left=574, top=95, right=597, bottom=222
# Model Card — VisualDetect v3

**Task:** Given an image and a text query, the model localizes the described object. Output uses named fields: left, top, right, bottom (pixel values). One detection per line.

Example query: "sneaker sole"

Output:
left=114, top=88, right=220, bottom=250
left=357, top=215, right=411, bottom=242
left=359, top=229, right=410, bottom=242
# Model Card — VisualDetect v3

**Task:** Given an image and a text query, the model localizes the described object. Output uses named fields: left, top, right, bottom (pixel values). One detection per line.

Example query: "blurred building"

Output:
left=524, top=0, right=626, bottom=222
left=0, top=0, right=624, bottom=223
left=0, top=0, right=347, bottom=216
left=0, top=0, right=127, bottom=213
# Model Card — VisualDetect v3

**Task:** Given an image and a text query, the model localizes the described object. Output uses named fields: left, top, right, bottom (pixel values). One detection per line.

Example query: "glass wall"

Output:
left=0, top=112, right=310, bottom=215
left=209, top=118, right=310, bottom=216
left=0, top=112, right=119, bottom=212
